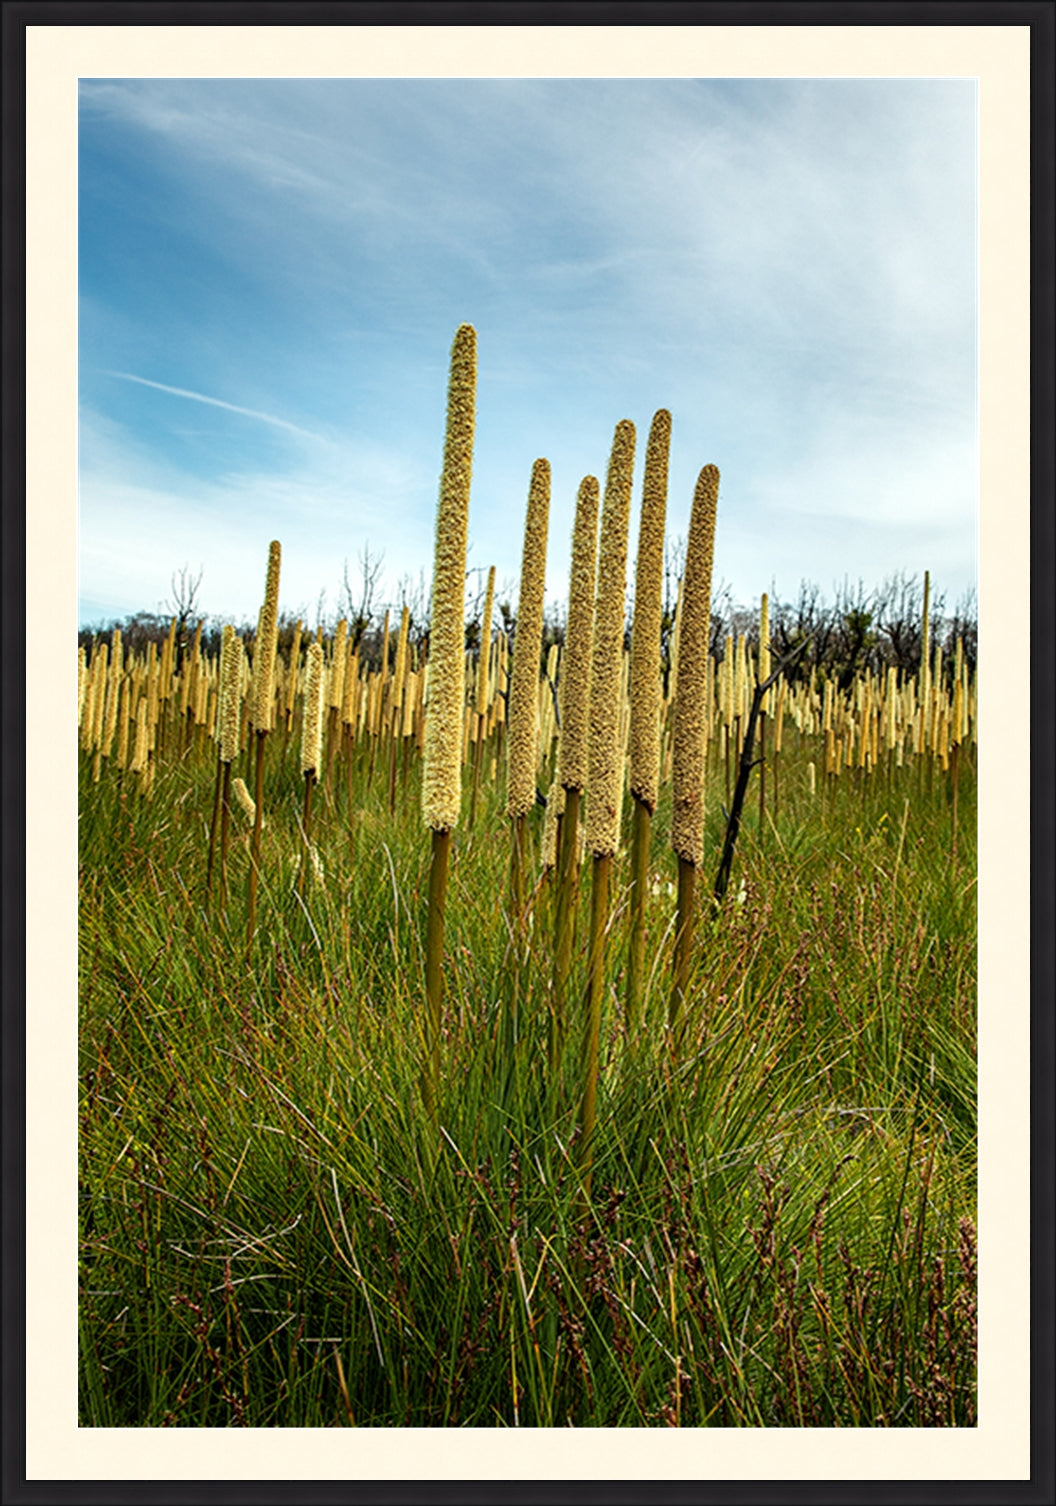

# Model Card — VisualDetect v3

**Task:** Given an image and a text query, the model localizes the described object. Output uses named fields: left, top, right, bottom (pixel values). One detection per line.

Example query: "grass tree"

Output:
left=579, top=419, right=636, bottom=1196
left=626, top=409, right=671, bottom=1033
left=669, top=465, right=719, bottom=1049
left=246, top=540, right=281, bottom=954
left=421, top=322, right=476, bottom=1123
left=506, top=458, right=551, bottom=940
left=551, top=475, right=600, bottom=1070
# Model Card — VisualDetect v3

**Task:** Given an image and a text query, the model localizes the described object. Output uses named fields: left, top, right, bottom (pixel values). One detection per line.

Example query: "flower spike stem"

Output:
left=423, top=826, right=452, bottom=1126
left=670, top=854, right=697, bottom=1049
left=245, top=729, right=267, bottom=957
left=551, top=786, right=581, bottom=1073
left=627, top=793, right=652, bottom=1036
left=578, top=850, right=612, bottom=1205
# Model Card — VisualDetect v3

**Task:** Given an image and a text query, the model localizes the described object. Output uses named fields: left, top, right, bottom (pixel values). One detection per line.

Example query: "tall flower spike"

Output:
left=251, top=541, right=282, bottom=732
left=422, top=322, right=476, bottom=832
left=300, top=641, right=325, bottom=777
left=506, top=459, right=551, bottom=820
left=329, top=620, right=348, bottom=711
left=557, top=477, right=600, bottom=794
left=671, top=465, right=720, bottom=868
left=585, top=420, right=636, bottom=858
left=218, top=624, right=243, bottom=765
left=392, top=605, right=411, bottom=713
left=476, top=566, right=496, bottom=717
left=628, top=409, right=671, bottom=814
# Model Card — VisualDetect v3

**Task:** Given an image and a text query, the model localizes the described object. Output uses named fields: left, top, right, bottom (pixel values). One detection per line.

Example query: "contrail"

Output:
left=105, top=371, right=324, bottom=442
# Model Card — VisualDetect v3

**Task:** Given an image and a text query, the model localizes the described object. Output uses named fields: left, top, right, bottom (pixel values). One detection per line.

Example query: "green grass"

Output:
left=79, top=721, right=976, bottom=1427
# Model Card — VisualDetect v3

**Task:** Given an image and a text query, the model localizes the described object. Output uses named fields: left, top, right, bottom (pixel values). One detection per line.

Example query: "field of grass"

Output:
left=78, top=325, right=975, bottom=1430
left=78, top=711, right=976, bottom=1428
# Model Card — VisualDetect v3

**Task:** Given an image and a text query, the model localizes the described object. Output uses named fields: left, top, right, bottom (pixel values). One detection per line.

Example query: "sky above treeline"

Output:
left=78, top=76, right=978, bottom=631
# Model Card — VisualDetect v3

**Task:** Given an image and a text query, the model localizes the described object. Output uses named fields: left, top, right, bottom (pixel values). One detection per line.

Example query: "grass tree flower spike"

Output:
left=585, top=421, right=637, bottom=859
left=422, top=323, right=476, bottom=1125
left=218, top=625, right=243, bottom=766
left=557, top=477, right=601, bottom=797
left=297, top=640, right=325, bottom=895
left=626, top=410, right=672, bottom=1030
left=469, top=564, right=497, bottom=826
left=580, top=419, right=636, bottom=1191
left=422, top=323, right=476, bottom=836
left=476, top=566, right=496, bottom=719
left=251, top=541, right=282, bottom=734
left=300, top=641, right=325, bottom=778
left=671, top=468, right=720, bottom=868
left=628, top=411, right=671, bottom=817
left=551, top=474, right=600, bottom=1066
left=246, top=541, right=282, bottom=953
left=507, top=459, right=551, bottom=822
left=206, top=624, right=245, bottom=902
left=100, top=630, right=123, bottom=761
left=506, top=458, right=551, bottom=943
left=670, top=465, right=720, bottom=1042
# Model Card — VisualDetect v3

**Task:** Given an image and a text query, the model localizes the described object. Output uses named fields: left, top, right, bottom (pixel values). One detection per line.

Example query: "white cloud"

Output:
left=104, top=371, right=326, bottom=442
left=78, top=78, right=978, bottom=619
left=77, top=403, right=438, bottom=623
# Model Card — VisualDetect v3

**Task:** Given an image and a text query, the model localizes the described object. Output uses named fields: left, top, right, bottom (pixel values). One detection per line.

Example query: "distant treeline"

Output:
left=79, top=566, right=976, bottom=691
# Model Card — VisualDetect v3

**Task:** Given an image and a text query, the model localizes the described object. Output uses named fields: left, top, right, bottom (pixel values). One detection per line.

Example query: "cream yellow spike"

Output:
left=579, top=419, right=636, bottom=1194
left=300, top=641, right=326, bottom=777
left=251, top=542, right=282, bottom=733
left=506, top=457, right=551, bottom=958
left=627, top=408, right=671, bottom=816
left=476, top=566, right=496, bottom=719
left=670, top=464, right=720, bottom=1045
left=422, top=323, right=477, bottom=1123
left=329, top=619, right=348, bottom=712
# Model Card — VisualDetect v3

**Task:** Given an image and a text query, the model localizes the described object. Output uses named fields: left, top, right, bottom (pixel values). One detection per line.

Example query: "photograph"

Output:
left=74, top=69, right=983, bottom=1434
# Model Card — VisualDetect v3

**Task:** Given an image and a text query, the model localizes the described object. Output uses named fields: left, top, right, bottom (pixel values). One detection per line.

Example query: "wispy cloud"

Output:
left=78, top=78, right=977, bottom=624
left=103, top=371, right=325, bottom=443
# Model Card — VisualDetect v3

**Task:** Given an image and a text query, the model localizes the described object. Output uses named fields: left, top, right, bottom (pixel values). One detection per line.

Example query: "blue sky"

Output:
left=78, top=77, right=977, bottom=629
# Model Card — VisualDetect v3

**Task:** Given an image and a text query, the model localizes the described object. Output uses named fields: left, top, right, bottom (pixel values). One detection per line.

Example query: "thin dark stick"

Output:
left=714, top=638, right=813, bottom=905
